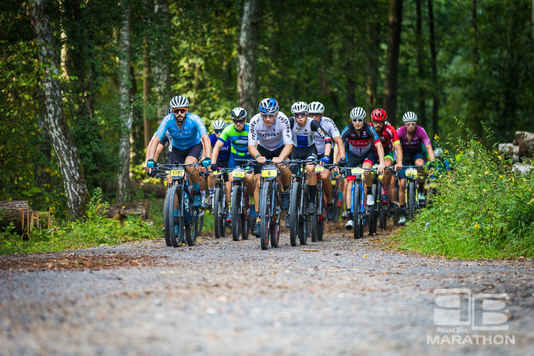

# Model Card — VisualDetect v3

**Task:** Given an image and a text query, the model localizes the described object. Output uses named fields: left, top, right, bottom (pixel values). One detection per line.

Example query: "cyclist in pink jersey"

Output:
left=396, top=111, right=435, bottom=224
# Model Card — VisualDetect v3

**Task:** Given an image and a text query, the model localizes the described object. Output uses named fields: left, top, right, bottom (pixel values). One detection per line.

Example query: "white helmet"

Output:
left=434, top=148, right=444, bottom=158
left=212, top=120, right=227, bottom=131
left=291, top=101, right=308, bottom=114
left=350, top=107, right=366, bottom=120
left=231, top=107, right=247, bottom=120
left=258, top=98, right=279, bottom=114
left=402, top=111, right=418, bottom=122
left=170, top=96, right=189, bottom=108
left=308, top=102, right=325, bottom=114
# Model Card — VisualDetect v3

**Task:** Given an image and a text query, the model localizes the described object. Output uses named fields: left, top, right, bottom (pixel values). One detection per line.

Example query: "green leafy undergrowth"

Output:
left=0, top=188, right=163, bottom=256
left=394, top=123, right=534, bottom=259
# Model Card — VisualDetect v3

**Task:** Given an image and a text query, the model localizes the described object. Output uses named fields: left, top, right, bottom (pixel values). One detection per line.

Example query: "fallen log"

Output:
left=104, top=200, right=150, bottom=222
left=0, top=201, right=31, bottom=236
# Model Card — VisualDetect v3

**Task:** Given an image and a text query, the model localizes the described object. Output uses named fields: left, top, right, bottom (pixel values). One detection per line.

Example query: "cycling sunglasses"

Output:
left=261, top=113, right=276, bottom=118
left=215, top=130, right=223, bottom=134
left=173, top=108, right=187, bottom=114
left=405, top=122, right=416, bottom=126
left=352, top=118, right=365, bottom=123
left=233, top=119, right=245, bottom=124
left=294, top=112, right=307, bottom=119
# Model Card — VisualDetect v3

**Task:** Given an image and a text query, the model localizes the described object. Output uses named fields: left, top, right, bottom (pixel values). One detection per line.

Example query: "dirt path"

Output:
left=1, top=226, right=533, bottom=355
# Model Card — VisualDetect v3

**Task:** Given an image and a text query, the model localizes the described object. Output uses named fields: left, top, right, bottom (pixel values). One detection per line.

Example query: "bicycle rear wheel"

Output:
left=185, top=186, right=198, bottom=246
left=289, top=182, right=300, bottom=246
left=259, top=182, right=271, bottom=250
left=369, top=184, right=377, bottom=236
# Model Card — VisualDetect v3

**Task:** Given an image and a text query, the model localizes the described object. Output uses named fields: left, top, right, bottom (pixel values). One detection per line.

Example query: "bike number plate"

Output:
left=262, top=169, right=277, bottom=178
left=406, top=168, right=418, bottom=178
left=315, top=166, right=324, bottom=173
left=170, top=169, right=185, bottom=178
left=213, top=171, right=222, bottom=175
left=233, top=170, right=245, bottom=178
left=351, top=168, right=365, bottom=175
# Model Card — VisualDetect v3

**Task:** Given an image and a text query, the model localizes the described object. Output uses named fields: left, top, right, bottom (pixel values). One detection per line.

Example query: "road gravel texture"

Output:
left=1, top=225, right=533, bottom=355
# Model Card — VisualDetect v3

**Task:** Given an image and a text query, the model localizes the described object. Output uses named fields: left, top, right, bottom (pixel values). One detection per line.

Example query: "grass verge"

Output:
left=393, top=122, right=534, bottom=259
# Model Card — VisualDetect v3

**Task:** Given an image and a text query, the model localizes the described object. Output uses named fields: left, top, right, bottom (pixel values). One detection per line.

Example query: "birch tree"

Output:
left=116, top=0, right=132, bottom=204
left=238, top=0, right=260, bottom=118
left=29, top=0, right=90, bottom=220
left=153, top=0, right=170, bottom=120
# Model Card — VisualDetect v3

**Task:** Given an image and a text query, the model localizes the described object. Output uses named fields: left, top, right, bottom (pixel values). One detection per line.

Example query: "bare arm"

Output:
left=333, top=136, right=345, bottom=162
left=394, top=142, right=403, bottom=170
left=211, top=140, right=224, bottom=164
left=425, top=144, right=435, bottom=162
left=154, top=143, right=165, bottom=163
left=200, top=133, right=212, bottom=161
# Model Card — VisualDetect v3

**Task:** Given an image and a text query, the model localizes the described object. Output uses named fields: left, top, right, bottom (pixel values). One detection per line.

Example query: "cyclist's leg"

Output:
left=381, top=155, right=394, bottom=203
left=305, top=151, right=318, bottom=214
left=185, top=143, right=202, bottom=190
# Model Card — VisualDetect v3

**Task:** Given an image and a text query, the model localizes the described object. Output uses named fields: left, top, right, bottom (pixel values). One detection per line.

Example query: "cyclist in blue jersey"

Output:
left=146, top=96, right=212, bottom=206
left=211, top=107, right=256, bottom=222
left=207, top=120, right=231, bottom=207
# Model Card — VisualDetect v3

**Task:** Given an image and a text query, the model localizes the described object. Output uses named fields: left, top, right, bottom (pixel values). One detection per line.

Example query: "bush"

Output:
left=394, top=122, right=534, bottom=259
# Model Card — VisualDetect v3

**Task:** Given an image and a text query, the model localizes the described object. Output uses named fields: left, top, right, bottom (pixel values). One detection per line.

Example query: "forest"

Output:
left=1, top=0, right=533, bottom=220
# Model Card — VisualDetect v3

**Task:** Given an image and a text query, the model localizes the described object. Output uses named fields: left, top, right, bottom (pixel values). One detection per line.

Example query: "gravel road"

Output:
left=1, top=225, right=533, bottom=355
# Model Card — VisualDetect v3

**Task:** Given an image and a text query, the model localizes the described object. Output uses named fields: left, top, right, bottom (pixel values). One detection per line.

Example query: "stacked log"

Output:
left=0, top=201, right=31, bottom=236
left=499, top=131, right=534, bottom=176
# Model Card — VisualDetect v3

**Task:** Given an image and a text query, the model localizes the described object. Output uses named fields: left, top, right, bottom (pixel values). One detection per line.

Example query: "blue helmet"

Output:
left=259, top=98, right=279, bottom=114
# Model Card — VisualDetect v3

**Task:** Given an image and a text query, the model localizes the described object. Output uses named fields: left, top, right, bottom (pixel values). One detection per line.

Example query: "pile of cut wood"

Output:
left=0, top=201, right=51, bottom=237
left=498, top=131, right=534, bottom=175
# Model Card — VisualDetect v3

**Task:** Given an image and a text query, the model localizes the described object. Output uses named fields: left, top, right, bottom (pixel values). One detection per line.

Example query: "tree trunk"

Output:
left=143, top=36, right=152, bottom=146
left=428, top=0, right=439, bottom=136
left=238, top=0, right=260, bottom=118
left=383, top=0, right=403, bottom=126
left=365, top=18, right=379, bottom=117
left=153, top=0, right=170, bottom=120
left=415, top=0, right=427, bottom=128
left=29, top=0, right=90, bottom=220
left=116, top=0, right=132, bottom=204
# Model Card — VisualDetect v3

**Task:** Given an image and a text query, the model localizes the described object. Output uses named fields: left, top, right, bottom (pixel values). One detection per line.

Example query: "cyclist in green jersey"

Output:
left=211, top=108, right=256, bottom=221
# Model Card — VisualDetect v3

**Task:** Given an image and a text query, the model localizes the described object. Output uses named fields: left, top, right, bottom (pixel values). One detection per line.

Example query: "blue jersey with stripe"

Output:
left=155, top=113, right=207, bottom=150
left=210, top=133, right=231, bottom=161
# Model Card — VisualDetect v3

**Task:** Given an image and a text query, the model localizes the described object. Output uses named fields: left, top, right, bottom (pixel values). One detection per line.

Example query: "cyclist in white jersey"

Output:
left=248, top=98, right=293, bottom=237
left=288, top=101, right=332, bottom=219
left=308, top=101, right=346, bottom=220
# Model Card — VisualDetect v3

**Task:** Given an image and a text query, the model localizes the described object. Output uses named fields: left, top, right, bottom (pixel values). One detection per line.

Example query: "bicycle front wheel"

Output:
left=168, top=185, right=184, bottom=247
left=231, top=185, right=243, bottom=241
left=289, top=182, right=300, bottom=247
left=353, top=184, right=362, bottom=239
left=213, top=187, right=223, bottom=239
left=408, top=181, right=415, bottom=219
left=163, top=188, right=172, bottom=246
left=259, top=182, right=271, bottom=250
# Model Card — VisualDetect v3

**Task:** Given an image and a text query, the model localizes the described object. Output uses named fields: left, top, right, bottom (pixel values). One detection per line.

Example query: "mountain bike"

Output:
left=287, top=159, right=315, bottom=246
left=155, top=162, right=202, bottom=247
left=344, top=166, right=376, bottom=239
left=403, top=165, right=422, bottom=219
left=231, top=160, right=256, bottom=241
left=211, top=168, right=230, bottom=239
left=252, top=159, right=283, bottom=250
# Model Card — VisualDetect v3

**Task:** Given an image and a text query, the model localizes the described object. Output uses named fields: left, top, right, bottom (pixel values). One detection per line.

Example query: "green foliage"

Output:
left=0, top=188, right=163, bottom=256
left=395, top=121, right=534, bottom=259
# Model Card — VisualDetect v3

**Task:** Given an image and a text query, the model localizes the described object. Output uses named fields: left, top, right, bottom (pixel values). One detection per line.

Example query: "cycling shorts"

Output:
left=398, top=152, right=426, bottom=179
left=373, top=150, right=395, bottom=164
left=290, top=145, right=318, bottom=161
left=228, top=153, right=253, bottom=169
left=254, top=145, right=285, bottom=175
left=347, top=150, right=375, bottom=168
left=169, top=142, right=203, bottom=164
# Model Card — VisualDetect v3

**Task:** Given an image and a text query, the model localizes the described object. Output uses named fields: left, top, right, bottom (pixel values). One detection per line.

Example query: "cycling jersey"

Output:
left=370, top=123, right=399, bottom=153
left=248, top=112, right=292, bottom=150
left=155, top=113, right=207, bottom=150
left=288, top=117, right=332, bottom=148
left=209, top=133, right=230, bottom=161
left=341, top=124, right=380, bottom=157
left=397, top=125, right=431, bottom=156
left=219, top=124, right=250, bottom=157
left=315, top=117, right=340, bottom=155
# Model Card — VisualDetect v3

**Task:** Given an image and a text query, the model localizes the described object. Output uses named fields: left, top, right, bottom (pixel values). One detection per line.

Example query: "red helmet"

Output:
left=371, top=108, right=388, bottom=122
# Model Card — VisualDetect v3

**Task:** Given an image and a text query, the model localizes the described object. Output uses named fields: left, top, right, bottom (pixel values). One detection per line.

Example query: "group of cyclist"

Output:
left=146, top=94, right=438, bottom=239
